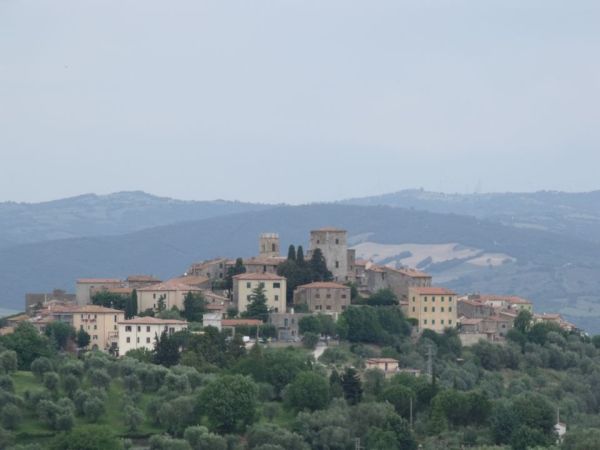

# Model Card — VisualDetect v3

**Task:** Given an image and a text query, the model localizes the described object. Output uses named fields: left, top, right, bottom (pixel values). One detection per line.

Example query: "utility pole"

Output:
left=410, top=397, right=414, bottom=430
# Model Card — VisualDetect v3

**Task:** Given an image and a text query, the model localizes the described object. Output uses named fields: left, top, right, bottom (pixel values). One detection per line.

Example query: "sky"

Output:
left=1, top=0, right=599, bottom=204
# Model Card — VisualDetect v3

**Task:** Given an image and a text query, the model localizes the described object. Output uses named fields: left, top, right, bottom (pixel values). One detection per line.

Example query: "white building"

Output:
left=118, top=316, right=187, bottom=355
left=203, top=313, right=222, bottom=331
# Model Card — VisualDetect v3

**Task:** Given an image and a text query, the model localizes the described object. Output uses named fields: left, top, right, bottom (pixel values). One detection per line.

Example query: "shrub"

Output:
left=1, top=403, right=22, bottom=430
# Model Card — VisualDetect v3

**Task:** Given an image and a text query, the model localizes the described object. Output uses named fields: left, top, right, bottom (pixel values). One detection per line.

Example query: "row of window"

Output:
left=413, top=306, right=453, bottom=313
left=412, top=296, right=454, bottom=303
left=314, top=294, right=347, bottom=299
left=126, top=337, right=152, bottom=344
left=245, top=282, right=281, bottom=289
left=314, top=305, right=347, bottom=311
left=125, top=325, right=153, bottom=332
left=422, top=319, right=452, bottom=326
left=246, top=295, right=279, bottom=301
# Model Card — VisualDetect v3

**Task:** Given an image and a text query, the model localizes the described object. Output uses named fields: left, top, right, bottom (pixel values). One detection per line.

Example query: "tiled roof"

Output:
left=390, top=267, right=431, bottom=278
left=118, top=316, right=187, bottom=325
left=312, top=227, right=346, bottom=233
left=222, top=319, right=263, bottom=327
left=297, top=281, right=349, bottom=289
left=137, top=280, right=203, bottom=292
left=169, top=275, right=210, bottom=286
left=77, top=278, right=122, bottom=284
left=459, top=317, right=483, bottom=325
left=58, top=305, right=124, bottom=314
left=411, top=287, right=456, bottom=296
left=479, top=295, right=532, bottom=305
left=366, top=358, right=399, bottom=364
left=244, top=257, right=286, bottom=265
left=126, top=275, right=161, bottom=282
left=233, top=273, right=285, bottom=281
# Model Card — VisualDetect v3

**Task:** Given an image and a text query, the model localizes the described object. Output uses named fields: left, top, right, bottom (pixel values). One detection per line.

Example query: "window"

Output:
left=423, top=319, right=428, bottom=325
left=412, top=297, right=416, bottom=302
left=449, top=297, right=453, bottom=302
left=114, top=325, right=117, bottom=331
left=93, top=325, right=97, bottom=330
left=412, top=306, right=416, bottom=312
left=424, top=297, right=428, bottom=302
left=246, top=282, right=251, bottom=288
left=247, top=295, right=251, bottom=301
left=146, top=337, right=151, bottom=343
left=326, top=294, right=331, bottom=298
left=441, top=319, right=444, bottom=325
left=80, top=314, right=84, bottom=319
left=335, top=261, right=340, bottom=268
left=315, top=294, right=321, bottom=298
left=137, top=337, right=140, bottom=343
left=316, top=240, right=320, bottom=244
left=274, top=295, right=279, bottom=301
left=441, top=297, right=445, bottom=302
left=342, top=305, right=347, bottom=310
left=431, top=319, right=435, bottom=325
left=114, top=315, right=117, bottom=322
left=284, top=318, right=289, bottom=327
left=449, top=320, right=452, bottom=325
left=137, top=326, right=141, bottom=332
left=431, top=307, right=435, bottom=313
left=315, top=305, right=322, bottom=310
left=259, top=282, right=265, bottom=288
left=93, top=335, right=98, bottom=340
left=449, top=307, right=452, bottom=312
left=335, top=239, right=339, bottom=244
left=153, top=293, right=156, bottom=299
left=169, top=327, right=175, bottom=334
left=273, top=282, right=281, bottom=288
left=146, top=326, right=151, bottom=332
left=441, top=307, right=445, bottom=312
left=432, top=297, right=435, bottom=303
left=341, top=294, right=347, bottom=299
left=326, top=305, right=332, bottom=310
left=423, top=307, right=428, bottom=312
left=126, top=337, right=131, bottom=343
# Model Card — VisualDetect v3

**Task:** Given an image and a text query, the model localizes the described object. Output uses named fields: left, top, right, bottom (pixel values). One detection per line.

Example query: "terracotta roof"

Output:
left=233, top=273, right=285, bottom=281
left=92, top=287, right=133, bottom=295
left=354, top=259, right=369, bottom=266
left=119, top=316, right=187, bottom=325
left=222, top=319, right=263, bottom=327
left=390, top=267, right=431, bottom=278
left=58, top=305, right=124, bottom=314
left=126, top=275, right=161, bottom=282
left=297, top=281, right=349, bottom=289
left=77, top=278, right=122, bottom=284
left=169, top=275, right=211, bottom=286
left=411, top=287, right=456, bottom=296
left=312, top=227, right=346, bottom=233
left=137, top=280, right=203, bottom=292
left=366, top=358, right=399, bottom=364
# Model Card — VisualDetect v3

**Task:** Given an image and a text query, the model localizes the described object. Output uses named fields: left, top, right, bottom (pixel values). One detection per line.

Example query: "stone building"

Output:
left=187, top=258, right=229, bottom=280
left=405, top=286, right=458, bottom=332
left=232, top=273, right=286, bottom=314
left=293, top=281, right=351, bottom=320
left=259, top=233, right=281, bottom=258
left=309, top=228, right=351, bottom=282
left=25, top=289, right=76, bottom=315
left=268, top=311, right=311, bottom=340
left=364, top=264, right=432, bottom=302
left=76, top=278, right=123, bottom=306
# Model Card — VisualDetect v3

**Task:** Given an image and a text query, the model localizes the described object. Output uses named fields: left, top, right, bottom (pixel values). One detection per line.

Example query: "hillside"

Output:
left=2, top=204, right=600, bottom=331
left=0, top=191, right=272, bottom=249
left=342, top=189, right=600, bottom=243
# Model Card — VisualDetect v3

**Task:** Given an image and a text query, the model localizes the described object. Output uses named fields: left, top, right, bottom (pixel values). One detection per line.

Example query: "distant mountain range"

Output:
left=342, top=189, right=600, bottom=243
left=2, top=198, right=600, bottom=332
left=0, top=191, right=271, bottom=249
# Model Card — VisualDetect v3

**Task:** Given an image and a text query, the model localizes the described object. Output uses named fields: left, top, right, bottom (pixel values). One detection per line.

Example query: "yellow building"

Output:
left=137, top=280, right=203, bottom=312
left=232, top=273, right=286, bottom=314
left=406, top=287, right=457, bottom=332
left=65, top=305, right=124, bottom=351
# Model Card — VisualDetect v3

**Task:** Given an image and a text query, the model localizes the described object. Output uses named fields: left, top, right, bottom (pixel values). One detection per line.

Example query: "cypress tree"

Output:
left=296, top=245, right=305, bottom=265
left=287, top=245, right=296, bottom=261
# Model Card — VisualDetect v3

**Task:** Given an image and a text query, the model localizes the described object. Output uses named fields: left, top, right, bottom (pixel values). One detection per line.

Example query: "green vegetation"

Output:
left=2, top=305, right=600, bottom=449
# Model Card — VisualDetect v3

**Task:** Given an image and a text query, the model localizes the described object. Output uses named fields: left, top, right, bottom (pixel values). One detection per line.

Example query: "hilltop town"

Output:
left=3, top=227, right=576, bottom=355
left=0, top=227, right=593, bottom=449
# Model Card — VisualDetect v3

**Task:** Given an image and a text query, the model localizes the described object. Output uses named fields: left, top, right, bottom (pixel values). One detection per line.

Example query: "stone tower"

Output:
left=259, top=233, right=280, bottom=258
left=309, top=228, right=348, bottom=282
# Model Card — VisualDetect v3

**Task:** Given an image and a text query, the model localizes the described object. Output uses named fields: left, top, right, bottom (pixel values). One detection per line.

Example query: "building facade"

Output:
left=58, top=305, right=124, bottom=351
left=405, top=287, right=458, bottom=332
left=232, top=273, right=286, bottom=314
left=137, top=281, right=203, bottom=312
left=259, top=233, right=281, bottom=258
left=293, top=281, right=351, bottom=320
left=118, top=317, right=187, bottom=355
left=268, top=312, right=311, bottom=340
left=309, top=228, right=350, bottom=282
left=76, top=278, right=123, bottom=306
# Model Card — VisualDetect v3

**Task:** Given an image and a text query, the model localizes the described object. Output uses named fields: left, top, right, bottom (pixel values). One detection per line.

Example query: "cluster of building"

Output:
left=3, top=227, right=577, bottom=354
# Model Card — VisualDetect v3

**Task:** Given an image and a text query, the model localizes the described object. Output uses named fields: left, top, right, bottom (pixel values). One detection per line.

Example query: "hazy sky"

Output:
left=1, top=0, right=599, bottom=204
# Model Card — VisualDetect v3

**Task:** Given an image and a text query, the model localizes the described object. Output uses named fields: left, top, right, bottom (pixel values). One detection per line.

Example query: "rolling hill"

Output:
left=2, top=203, right=600, bottom=332
left=0, top=191, right=272, bottom=249
left=342, top=189, right=600, bottom=244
